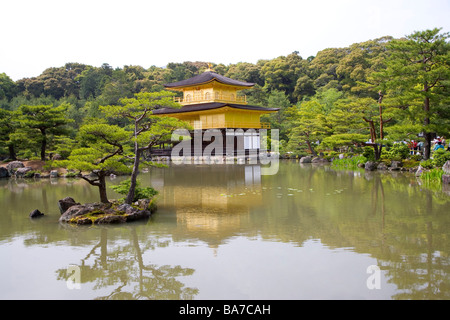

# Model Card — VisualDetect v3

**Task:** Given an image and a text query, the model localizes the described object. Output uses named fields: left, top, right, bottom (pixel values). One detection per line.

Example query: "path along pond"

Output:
left=0, top=160, right=449, bottom=300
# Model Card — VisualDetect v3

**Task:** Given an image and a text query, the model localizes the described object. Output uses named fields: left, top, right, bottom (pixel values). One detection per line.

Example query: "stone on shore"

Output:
left=442, top=160, right=450, bottom=184
left=443, top=160, right=450, bottom=174
left=300, top=156, right=312, bottom=163
left=389, top=161, right=403, bottom=171
left=377, top=162, right=388, bottom=170
left=415, top=165, right=424, bottom=177
left=6, top=161, right=24, bottom=175
left=0, top=167, right=9, bottom=178
left=15, top=167, right=33, bottom=177
left=311, top=157, right=329, bottom=163
left=365, top=161, right=377, bottom=171
left=443, top=175, right=450, bottom=184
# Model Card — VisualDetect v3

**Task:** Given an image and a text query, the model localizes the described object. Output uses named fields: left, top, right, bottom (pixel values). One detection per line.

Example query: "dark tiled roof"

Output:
left=152, top=103, right=279, bottom=115
left=164, top=71, right=254, bottom=88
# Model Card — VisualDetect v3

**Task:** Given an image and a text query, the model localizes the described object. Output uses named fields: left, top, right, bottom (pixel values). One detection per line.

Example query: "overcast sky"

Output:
left=1, top=0, right=449, bottom=81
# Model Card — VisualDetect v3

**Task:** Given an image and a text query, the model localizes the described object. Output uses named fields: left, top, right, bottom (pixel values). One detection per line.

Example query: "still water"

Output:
left=0, top=161, right=449, bottom=300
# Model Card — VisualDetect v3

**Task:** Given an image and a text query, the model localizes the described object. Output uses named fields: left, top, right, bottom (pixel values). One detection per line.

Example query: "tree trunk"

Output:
left=8, top=145, right=17, bottom=161
left=40, top=128, right=47, bottom=161
left=305, top=140, right=317, bottom=156
left=126, top=150, right=141, bottom=205
left=374, top=144, right=383, bottom=161
left=423, top=95, right=431, bottom=160
left=81, top=172, right=110, bottom=204
left=98, top=174, right=109, bottom=204
left=378, top=91, right=384, bottom=140
left=424, top=132, right=432, bottom=160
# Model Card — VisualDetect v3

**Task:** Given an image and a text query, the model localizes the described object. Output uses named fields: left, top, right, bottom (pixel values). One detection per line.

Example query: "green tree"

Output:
left=0, top=73, right=17, bottom=101
left=226, top=62, right=264, bottom=86
left=287, top=100, right=330, bottom=155
left=327, top=97, right=370, bottom=134
left=261, top=90, right=292, bottom=142
left=336, top=37, right=392, bottom=96
left=18, top=104, right=72, bottom=160
left=0, top=109, right=20, bottom=160
left=99, top=69, right=133, bottom=105
left=100, top=91, right=189, bottom=205
left=77, top=64, right=112, bottom=99
left=309, top=48, right=346, bottom=91
left=375, top=28, right=450, bottom=159
left=261, top=52, right=309, bottom=102
left=55, top=123, right=130, bottom=203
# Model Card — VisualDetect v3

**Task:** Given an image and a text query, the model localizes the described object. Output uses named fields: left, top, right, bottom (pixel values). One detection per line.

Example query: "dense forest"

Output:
left=1, top=28, right=449, bottom=165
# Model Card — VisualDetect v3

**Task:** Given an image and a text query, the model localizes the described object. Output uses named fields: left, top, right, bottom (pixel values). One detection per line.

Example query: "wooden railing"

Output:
left=191, top=121, right=271, bottom=130
left=174, top=94, right=247, bottom=105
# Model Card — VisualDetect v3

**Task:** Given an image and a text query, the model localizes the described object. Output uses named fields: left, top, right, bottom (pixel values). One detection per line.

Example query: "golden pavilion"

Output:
left=152, top=66, right=279, bottom=156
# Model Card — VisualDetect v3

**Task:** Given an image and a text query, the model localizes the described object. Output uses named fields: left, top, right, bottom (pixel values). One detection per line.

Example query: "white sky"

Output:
left=1, top=0, right=449, bottom=81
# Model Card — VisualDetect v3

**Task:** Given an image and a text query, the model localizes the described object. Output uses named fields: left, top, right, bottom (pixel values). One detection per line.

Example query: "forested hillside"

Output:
left=1, top=28, right=449, bottom=162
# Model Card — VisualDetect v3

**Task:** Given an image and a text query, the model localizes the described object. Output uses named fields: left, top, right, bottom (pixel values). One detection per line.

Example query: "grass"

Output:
left=331, top=155, right=367, bottom=170
left=420, top=168, right=444, bottom=184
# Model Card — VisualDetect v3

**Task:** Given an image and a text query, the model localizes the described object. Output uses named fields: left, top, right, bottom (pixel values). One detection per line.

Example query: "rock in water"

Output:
left=58, top=197, right=80, bottom=214
left=30, top=209, right=44, bottom=218
left=59, top=201, right=155, bottom=225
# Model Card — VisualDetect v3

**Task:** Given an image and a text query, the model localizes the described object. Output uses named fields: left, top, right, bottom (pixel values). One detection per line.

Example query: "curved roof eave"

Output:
left=164, top=71, right=255, bottom=89
left=152, top=102, right=279, bottom=115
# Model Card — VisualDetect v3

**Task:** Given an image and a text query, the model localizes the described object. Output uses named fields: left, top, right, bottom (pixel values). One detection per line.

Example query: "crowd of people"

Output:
left=432, top=136, right=448, bottom=152
left=406, top=136, right=449, bottom=156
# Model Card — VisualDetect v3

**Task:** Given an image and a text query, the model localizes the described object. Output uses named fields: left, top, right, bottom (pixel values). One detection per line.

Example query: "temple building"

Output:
left=152, top=66, right=279, bottom=157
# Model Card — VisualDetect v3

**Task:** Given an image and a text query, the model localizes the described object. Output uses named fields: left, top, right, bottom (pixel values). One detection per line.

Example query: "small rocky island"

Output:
left=58, top=197, right=156, bottom=225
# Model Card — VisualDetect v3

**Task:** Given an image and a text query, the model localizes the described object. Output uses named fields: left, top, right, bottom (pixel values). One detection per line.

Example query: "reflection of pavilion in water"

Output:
left=150, top=164, right=263, bottom=246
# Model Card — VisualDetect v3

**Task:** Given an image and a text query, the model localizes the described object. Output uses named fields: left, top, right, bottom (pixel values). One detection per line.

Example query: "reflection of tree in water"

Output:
left=56, top=228, right=198, bottom=300
left=365, top=173, right=450, bottom=300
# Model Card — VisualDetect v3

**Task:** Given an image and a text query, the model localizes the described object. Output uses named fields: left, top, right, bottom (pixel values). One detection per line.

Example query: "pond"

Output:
left=0, top=160, right=449, bottom=300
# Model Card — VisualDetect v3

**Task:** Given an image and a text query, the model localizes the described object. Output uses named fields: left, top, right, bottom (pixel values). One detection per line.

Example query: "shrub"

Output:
left=362, top=146, right=375, bottom=161
left=24, top=170, right=38, bottom=178
left=387, top=143, right=410, bottom=161
left=64, top=171, right=79, bottom=178
left=110, top=179, right=158, bottom=203
left=432, top=149, right=450, bottom=167
left=409, top=154, right=423, bottom=161
left=420, top=159, right=434, bottom=169
left=402, top=160, right=420, bottom=168
left=323, top=151, right=338, bottom=161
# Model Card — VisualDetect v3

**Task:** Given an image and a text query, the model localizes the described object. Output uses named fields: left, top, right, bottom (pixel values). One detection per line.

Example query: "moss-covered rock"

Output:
left=58, top=198, right=156, bottom=225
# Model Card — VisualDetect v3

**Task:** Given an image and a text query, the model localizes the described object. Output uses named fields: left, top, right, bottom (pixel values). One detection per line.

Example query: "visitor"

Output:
left=408, top=140, right=417, bottom=155
left=433, top=142, right=444, bottom=151
left=417, top=141, right=424, bottom=153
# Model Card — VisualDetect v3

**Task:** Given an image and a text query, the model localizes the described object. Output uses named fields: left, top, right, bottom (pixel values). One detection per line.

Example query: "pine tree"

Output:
left=374, top=28, right=450, bottom=159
